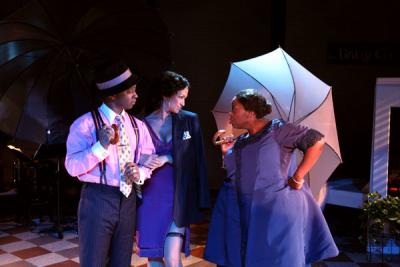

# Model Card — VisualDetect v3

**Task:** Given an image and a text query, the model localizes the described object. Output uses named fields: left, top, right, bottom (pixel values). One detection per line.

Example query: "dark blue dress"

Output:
left=136, top=121, right=190, bottom=257
left=205, top=120, right=338, bottom=267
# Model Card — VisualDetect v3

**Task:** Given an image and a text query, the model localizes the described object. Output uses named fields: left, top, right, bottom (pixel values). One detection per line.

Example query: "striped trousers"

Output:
left=78, top=182, right=137, bottom=267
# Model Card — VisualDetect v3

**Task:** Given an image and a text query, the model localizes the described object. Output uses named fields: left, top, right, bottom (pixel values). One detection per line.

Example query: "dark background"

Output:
left=0, top=0, right=399, bottom=193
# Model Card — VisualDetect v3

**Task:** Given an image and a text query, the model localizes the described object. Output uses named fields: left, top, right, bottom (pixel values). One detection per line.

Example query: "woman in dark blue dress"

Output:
left=205, top=89, right=338, bottom=267
left=136, top=71, right=210, bottom=267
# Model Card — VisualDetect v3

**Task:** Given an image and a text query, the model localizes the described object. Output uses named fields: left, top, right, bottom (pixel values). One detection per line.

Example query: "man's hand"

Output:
left=124, top=162, right=140, bottom=185
left=99, top=125, right=116, bottom=149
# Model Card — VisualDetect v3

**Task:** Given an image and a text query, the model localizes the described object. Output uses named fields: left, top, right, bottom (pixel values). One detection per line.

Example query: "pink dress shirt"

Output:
left=65, top=103, right=155, bottom=187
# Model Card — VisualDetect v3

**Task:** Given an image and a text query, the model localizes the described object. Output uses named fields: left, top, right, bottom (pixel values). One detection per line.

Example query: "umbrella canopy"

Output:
left=0, top=0, right=170, bottom=145
left=212, top=48, right=342, bottom=202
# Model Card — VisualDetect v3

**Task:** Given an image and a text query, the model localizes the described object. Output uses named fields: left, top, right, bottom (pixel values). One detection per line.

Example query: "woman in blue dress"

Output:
left=136, top=71, right=210, bottom=267
left=205, top=89, right=338, bottom=267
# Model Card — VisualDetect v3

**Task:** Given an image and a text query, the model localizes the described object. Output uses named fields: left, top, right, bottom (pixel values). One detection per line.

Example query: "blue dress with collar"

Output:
left=135, top=120, right=190, bottom=258
left=205, top=119, right=338, bottom=267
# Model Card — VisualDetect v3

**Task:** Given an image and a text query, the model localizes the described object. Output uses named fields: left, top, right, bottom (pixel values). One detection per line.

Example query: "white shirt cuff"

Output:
left=91, top=141, right=109, bottom=161
left=134, top=168, right=146, bottom=185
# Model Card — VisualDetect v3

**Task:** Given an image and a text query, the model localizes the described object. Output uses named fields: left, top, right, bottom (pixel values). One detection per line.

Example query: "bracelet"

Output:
left=290, top=177, right=304, bottom=185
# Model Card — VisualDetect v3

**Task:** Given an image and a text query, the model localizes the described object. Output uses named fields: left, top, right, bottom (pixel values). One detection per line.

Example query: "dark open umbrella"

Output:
left=0, top=0, right=170, bottom=145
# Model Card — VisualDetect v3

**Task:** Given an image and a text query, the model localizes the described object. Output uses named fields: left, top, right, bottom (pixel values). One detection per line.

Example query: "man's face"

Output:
left=229, top=99, right=251, bottom=129
left=165, top=87, right=189, bottom=114
left=114, top=85, right=138, bottom=110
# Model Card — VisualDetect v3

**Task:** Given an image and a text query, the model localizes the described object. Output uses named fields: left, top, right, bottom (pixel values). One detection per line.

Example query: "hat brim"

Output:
left=98, top=74, right=139, bottom=97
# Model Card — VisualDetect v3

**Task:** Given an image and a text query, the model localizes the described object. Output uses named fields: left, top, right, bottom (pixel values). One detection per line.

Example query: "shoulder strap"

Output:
left=91, top=109, right=107, bottom=185
left=128, top=114, right=140, bottom=163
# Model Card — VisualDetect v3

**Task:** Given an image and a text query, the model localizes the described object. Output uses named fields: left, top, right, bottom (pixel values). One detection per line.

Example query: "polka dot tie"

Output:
left=115, top=115, right=133, bottom=198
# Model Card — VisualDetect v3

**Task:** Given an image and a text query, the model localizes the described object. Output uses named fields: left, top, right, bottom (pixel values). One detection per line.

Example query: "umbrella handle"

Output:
left=110, top=124, right=120, bottom=145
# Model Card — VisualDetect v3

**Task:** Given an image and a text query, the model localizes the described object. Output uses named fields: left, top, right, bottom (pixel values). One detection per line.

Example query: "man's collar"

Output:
left=99, top=103, right=126, bottom=123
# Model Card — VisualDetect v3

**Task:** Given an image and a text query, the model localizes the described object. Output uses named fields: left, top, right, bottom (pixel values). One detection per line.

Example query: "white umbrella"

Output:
left=212, top=48, right=342, bottom=203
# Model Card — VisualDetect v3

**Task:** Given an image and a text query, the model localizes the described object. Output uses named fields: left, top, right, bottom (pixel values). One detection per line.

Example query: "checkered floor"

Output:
left=0, top=220, right=399, bottom=266
left=0, top=221, right=213, bottom=267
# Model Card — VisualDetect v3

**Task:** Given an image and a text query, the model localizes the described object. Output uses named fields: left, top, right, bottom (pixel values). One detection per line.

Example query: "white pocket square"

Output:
left=182, top=131, right=191, bottom=140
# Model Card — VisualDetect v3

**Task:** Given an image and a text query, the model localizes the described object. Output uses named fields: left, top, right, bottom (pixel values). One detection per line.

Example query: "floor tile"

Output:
left=0, top=241, right=36, bottom=253
left=41, top=240, right=77, bottom=253
left=0, top=224, right=19, bottom=231
left=130, top=253, right=147, bottom=266
left=182, top=255, right=203, bottom=266
left=12, top=247, right=51, bottom=260
left=56, top=247, right=79, bottom=259
left=0, top=236, right=20, bottom=246
left=25, top=253, right=68, bottom=267
left=45, top=260, right=80, bottom=267
left=0, top=253, right=22, bottom=265
left=60, top=231, right=78, bottom=240
left=189, top=238, right=206, bottom=246
left=187, top=261, right=216, bottom=267
left=0, top=232, right=9, bottom=238
left=190, top=246, right=205, bottom=258
left=28, top=236, right=59, bottom=246
left=0, top=219, right=399, bottom=267
left=0, top=260, right=36, bottom=266
left=190, top=226, right=208, bottom=235
left=66, top=237, right=78, bottom=245
left=5, top=227, right=32, bottom=235
left=14, top=232, right=40, bottom=241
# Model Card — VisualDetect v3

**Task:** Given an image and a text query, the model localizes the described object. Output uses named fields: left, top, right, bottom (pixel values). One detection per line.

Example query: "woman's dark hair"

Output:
left=160, top=71, right=189, bottom=97
left=152, top=71, right=189, bottom=109
left=235, top=89, right=272, bottom=118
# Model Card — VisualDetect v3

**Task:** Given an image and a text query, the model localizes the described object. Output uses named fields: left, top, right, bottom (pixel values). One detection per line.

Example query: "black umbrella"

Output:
left=0, top=0, right=170, bottom=145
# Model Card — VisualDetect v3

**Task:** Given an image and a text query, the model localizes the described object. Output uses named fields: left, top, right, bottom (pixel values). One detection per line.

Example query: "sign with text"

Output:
left=327, top=43, right=400, bottom=65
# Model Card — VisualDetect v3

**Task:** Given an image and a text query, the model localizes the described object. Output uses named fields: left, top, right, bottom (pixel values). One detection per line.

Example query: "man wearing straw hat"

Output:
left=65, top=60, right=158, bottom=266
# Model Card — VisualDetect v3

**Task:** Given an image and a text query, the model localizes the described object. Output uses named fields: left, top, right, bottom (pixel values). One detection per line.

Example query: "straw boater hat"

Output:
left=95, top=61, right=138, bottom=97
